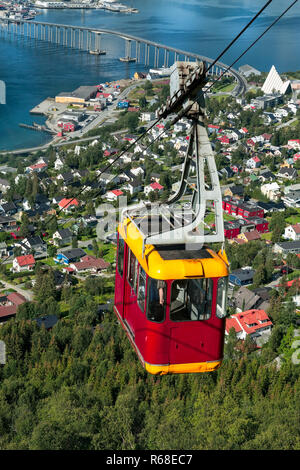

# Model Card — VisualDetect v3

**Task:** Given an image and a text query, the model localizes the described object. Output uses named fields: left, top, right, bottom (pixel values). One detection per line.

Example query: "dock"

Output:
left=19, top=122, right=56, bottom=134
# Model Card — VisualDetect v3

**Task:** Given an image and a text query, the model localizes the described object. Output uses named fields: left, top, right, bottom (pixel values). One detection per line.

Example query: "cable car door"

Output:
left=124, top=249, right=138, bottom=338
left=114, top=234, right=126, bottom=319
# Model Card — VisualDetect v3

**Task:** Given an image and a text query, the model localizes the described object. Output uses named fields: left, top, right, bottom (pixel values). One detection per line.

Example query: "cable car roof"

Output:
left=119, top=218, right=228, bottom=280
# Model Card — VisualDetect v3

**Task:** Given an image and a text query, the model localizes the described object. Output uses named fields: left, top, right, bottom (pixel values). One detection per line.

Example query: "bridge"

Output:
left=0, top=18, right=247, bottom=93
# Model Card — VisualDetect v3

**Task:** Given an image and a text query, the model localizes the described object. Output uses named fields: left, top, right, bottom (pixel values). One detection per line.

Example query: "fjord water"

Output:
left=0, top=0, right=300, bottom=151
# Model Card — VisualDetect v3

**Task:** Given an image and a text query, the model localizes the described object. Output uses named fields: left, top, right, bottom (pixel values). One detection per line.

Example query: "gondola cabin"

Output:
left=114, top=217, right=229, bottom=375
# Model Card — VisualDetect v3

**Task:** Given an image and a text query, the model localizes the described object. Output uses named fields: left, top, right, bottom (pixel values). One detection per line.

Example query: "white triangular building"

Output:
left=262, top=65, right=291, bottom=95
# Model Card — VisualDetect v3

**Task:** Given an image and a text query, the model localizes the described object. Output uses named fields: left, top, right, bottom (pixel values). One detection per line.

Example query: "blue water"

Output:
left=0, top=0, right=300, bottom=151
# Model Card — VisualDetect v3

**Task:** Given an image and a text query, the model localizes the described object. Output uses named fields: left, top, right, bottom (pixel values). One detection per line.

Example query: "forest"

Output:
left=0, top=278, right=299, bottom=450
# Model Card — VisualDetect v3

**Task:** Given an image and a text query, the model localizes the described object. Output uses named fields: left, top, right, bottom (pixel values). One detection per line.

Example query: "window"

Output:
left=147, top=278, right=166, bottom=323
left=117, top=236, right=124, bottom=276
left=216, top=277, right=228, bottom=319
left=127, top=249, right=138, bottom=291
left=137, top=267, right=146, bottom=312
left=170, top=278, right=213, bottom=322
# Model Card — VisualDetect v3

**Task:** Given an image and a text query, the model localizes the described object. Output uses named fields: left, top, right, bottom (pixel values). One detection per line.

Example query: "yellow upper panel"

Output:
left=118, top=218, right=229, bottom=280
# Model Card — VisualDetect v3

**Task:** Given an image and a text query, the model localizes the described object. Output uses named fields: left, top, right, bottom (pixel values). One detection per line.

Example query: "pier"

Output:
left=19, top=122, right=56, bottom=134
left=0, top=18, right=247, bottom=94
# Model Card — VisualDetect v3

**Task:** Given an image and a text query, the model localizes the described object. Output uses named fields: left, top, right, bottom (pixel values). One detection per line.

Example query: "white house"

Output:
left=144, top=182, right=164, bottom=196
left=284, top=224, right=300, bottom=241
left=261, top=182, right=281, bottom=201
left=246, top=156, right=261, bottom=169
left=105, top=189, right=124, bottom=201
left=13, top=254, right=36, bottom=273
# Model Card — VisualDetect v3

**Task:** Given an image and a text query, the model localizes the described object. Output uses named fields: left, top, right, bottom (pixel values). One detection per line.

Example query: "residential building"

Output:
left=277, top=167, right=298, bottom=180
left=144, top=182, right=164, bottom=196
left=229, top=268, right=255, bottom=286
left=282, top=191, right=300, bottom=208
left=246, top=156, right=261, bottom=169
left=236, top=230, right=261, bottom=243
left=54, top=248, right=87, bottom=265
left=232, top=287, right=262, bottom=312
left=58, top=198, right=79, bottom=212
left=69, top=256, right=110, bottom=274
left=225, top=309, right=273, bottom=343
left=273, top=241, right=300, bottom=255
left=261, top=182, right=281, bottom=201
left=13, top=254, right=36, bottom=272
left=283, top=224, right=300, bottom=241
left=53, top=228, right=73, bottom=247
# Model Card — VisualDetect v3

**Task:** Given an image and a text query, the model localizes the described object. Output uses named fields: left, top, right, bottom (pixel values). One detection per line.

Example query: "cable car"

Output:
left=113, top=61, right=229, bottom=374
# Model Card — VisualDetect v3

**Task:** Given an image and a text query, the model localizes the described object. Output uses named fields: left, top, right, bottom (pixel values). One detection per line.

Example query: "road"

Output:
left=0, top=280, right=34, bottom=301
left=276, top=117, right=298, bottom=129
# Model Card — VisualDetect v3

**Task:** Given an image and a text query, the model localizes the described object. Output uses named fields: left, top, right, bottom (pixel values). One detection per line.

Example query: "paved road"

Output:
left=0, top=280, right=34, bottom=301
left=276, top=117, right=298, bottom=129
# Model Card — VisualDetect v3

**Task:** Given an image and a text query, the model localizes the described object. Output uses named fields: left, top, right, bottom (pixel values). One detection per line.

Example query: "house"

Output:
left=246, top=156, right=261, bottom=169
left=0, top=242, right=9, bottom=258
left=54, top=248, right=87, bottom=265
left=7, top=292, right=27, bottom=307
left=0, top=305, right=18, bottom=323
left=105, top=189, right=124, bottom=202
left=58, top=198, right=79, bottom=212
left=224, top=221, right=240, bottom=240
left=144, top=182, right=164, bottom=196
left=284, top=224, right=300, bottom=241
left=69, top=255, right=110, bottom=274
left=13, top=254, right=36, bottom=272
left=282, top=191, right=300, bottom=208
left=223, top=185, right=244, bottom=199
left=243, top=217, right=269, bottom=233
left=17, top=236, right=47, bottom=257
left=0, top=178, right=11, bottom=193
left=54, top=154, right=65, bottom=170
left=225, top=309, right=273, bottom=343
left=53, top=228, right=73, bottom=247
left=229, top=268, right=255, bottom=286
left=273, top=241, right=300, bottom=255
left=124, top=179, right=143, bottom=196
left=256, top=200, right=285, bottom=214
left=0, top=202, right=17, bottom=216
left=236, top=230, right=261, bottom=244
left=232, top=287, right=262, bottom=312
left=259, top=169, right=276, bottom=183
left=0, top=215, right=16, bottom=231
left=141, top=112, right=156, bottom=122
left=261, top=182, right=281, bottom=201
left=34, top=315, right=58, bottom=330
left=277, top=167, right=298, bottom=180
left=26, top=162, right=48, bottom=173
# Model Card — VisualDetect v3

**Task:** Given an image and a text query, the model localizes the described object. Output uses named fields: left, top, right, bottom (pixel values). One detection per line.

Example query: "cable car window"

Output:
left=170, top=279, right=213, bottom=321
left=117, top=236, right=125, bottom=276
left=137, top=267, right=146, bottom=312
left=147, top=278, right=166, bottom=323
left=128, top=250, right=138, bottom=291
left=216, top=277, right=228, bottom=319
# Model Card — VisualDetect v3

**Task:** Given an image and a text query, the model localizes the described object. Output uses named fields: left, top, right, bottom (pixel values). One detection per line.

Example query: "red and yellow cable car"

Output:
left=113, top=61, right=229, bottom=374
left=114, top=218, right=229, bottom=375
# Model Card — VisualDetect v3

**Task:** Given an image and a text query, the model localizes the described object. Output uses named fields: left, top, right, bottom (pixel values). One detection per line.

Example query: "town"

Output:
left=0, top=62, right=299, bottom=365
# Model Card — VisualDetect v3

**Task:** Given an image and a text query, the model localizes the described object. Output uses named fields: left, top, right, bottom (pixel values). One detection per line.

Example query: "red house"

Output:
left=243, top=216, right=269, bottom=233
left=224, top=221, right=240, bottom=239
